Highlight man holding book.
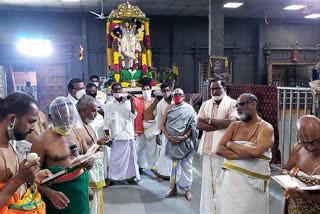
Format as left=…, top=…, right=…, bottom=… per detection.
left=76, top=95, right=110, bottom=214
left=31, top=97, right=93, bottom=214
left=282, top=115, right=320, bottom=213
left=216, top=93, right=274, bottom=214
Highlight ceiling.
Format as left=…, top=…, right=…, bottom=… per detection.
left=0, top=0, right=319, bottom=19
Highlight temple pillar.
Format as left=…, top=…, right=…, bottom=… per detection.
left=209, top=0, right=224, bottom=56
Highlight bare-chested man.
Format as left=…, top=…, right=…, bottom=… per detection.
left=283, top=115, right=320, bottom=213
left=135, top=79, right=159, bottom=172
left=0, top=92, right=51, bottom=213
left=216, top=93, right=274, bottom=214
left=76, top=95, right=109, bottom=214
left=31, top=97, right=92, bottom=214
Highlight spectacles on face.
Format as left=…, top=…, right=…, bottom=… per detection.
left=173, top=93, right=184, bottom=97
left=210, top=87, right=223, bottom=91
left=298, top=138, right=320, bottom=148
left=234, top=101, right=253, bottom=109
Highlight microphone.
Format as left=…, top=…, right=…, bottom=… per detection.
left=69, top=144, right=80, bottom=157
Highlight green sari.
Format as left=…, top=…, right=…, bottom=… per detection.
left=42, top=166, right=89, bottom=214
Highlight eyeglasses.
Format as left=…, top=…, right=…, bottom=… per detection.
left=234, top=101, right=253, bottom=109
left=210, top=87, right=223, bottom=91
left=298, top=139, right=320, bottom=147
left=173, top=93, right=184, bottom=97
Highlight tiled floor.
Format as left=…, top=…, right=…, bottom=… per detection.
left=104, top=153, right=284, bottom=214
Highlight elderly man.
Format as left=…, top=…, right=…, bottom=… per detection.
left=154, top=82, right=173, bottom=182
left=161, top=88, right=197, bottom=201
left=31, top=97, right=92, bottom=214
left=282, top=115, right=320, bottom=213
left=67, top=78, right=86, bottom=104
left=104, top=83, right=140, bottom=184
left=216, top=93, right=274, bottom=214
left=197, top=78, right=238, bottom=214
left=0, top=92, right=51, bottom=213
left=76, top=95, right=110, bottom=214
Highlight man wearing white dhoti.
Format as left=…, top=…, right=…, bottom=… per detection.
left=104, top=83, right=140, bottom=183
left=154, top=83, right=173, bottom=181
left=162, top=88, right=197, bottom=201
left=77, top=95, right=111, bottom=214
left=216, top=93, right=274, bottom=214
left=197, top=78, right=238, bottom=214
left=135, top=80, right=159, bottom=171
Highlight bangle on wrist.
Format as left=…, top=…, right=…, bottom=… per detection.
left=184, top=135, right=188, bottom=140
left=208, top=119, right=211, bottom=125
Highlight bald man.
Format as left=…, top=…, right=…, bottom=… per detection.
left=161, top=88, right=197, bottom=201
left=216, top=93, right=274, bottom=214
left=283, top=115, right=320, bottom=213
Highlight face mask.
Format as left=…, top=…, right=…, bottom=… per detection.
left=142, top=90, right=152, bottom=101
left=76, top=89, right=86, bottom=100
left=87, top=92, right=97, bottom=98
left=52, top=125, right=72, bottom=136
left=212, top=91, right=225, bottom=101
left=173, top=96, right=184, bottom=105
left=93, top=82, right=99, bottom=87
left=113, top=93, right=122, bottom=99
left=162, top=91, right=171, bottom=99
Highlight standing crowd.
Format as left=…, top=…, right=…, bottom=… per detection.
left=0, top=75, right=319, bottom=214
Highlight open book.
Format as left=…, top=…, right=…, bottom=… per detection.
left=68, top=144, right=101, bottom=168
left=40, top=144, right=101, bottom=185
left=272, top=175, right=320, bottom=191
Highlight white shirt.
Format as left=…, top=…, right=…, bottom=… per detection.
left=154, top=98, right=173, bottom=135
left=67, top=93, right=78, bottom=105
left=103, top=97, right=136, bottom=140
left=89, top=113, right=105, bottom=140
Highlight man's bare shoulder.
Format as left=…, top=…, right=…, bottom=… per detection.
left=261, top=120, right=274, bottom=133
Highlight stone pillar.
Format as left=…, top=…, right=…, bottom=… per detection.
left=209, top=0, right=224, bottom=56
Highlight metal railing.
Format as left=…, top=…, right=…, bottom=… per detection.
left=277, top=87, right=319, bottom=168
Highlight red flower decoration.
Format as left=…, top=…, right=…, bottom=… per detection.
left=113, top=64, right=120, bottom=72
left=142, top=65, right=148, bottom=74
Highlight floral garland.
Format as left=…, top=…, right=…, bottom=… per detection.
left=106, top=19, right=152, bottom=82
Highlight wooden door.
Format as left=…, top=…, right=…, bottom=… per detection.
left=36, top=64, right=67, bottom=113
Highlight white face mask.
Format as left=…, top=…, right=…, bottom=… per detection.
left=76, top=89, right=86, bottom=100
left=212, top=91, right=225, bottom=101
left=113, top=93, right=122, bottom=99
left=85, top=118, right=94, bottom=124
left=92, top=82, right=99, bottom=87
left=142, top=90, right=152, bottom=101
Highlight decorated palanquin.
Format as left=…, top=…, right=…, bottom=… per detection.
left=106, top=2, right=153, bottom=87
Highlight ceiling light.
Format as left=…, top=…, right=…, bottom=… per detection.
left=283, top=5, right=306, bottom=10
left=224, top=2, right=244, bottom=8
left=304, top=13, right=320, bottom=19
left=60, top=0, right=80, bottom=2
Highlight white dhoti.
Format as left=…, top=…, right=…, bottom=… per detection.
left=216, top=141, right=271, bottom=214
left=89, top=152, right=105, bottom=214
left=169, top=153, right=193, bottom=190
left=156, top=134, right=171, bottom=177
left=136, top=120, right=159, bottom=169
left=103, top=145, right=111, bottom=179
left=200, top=154, right=222, bottom=214
left=216, top=170, right=269, bottom=214
left=108, top=139, right=140, bottom=181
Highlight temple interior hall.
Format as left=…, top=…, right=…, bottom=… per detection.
left=0, top=0, right=319, bottom=214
